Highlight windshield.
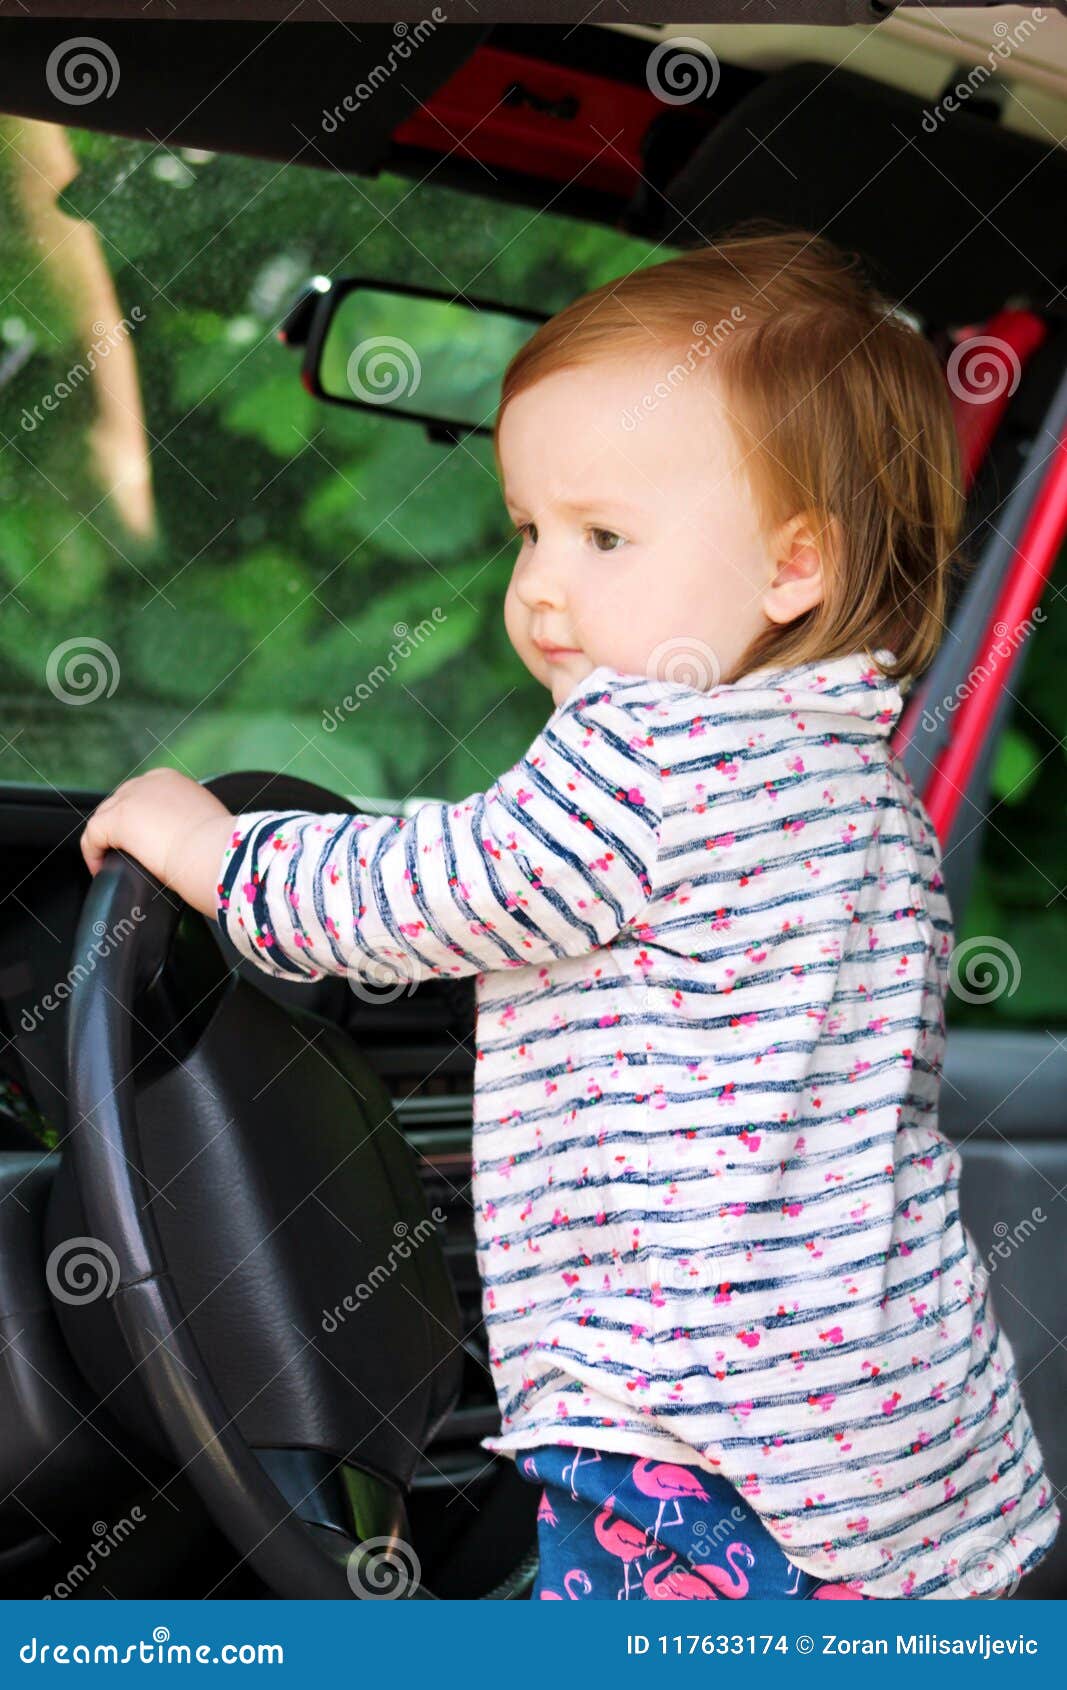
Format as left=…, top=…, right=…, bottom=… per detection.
left=0, top=122, right=664, bottom=804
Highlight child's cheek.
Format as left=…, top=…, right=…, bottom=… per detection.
left=503, top=586, right=542, bottom=684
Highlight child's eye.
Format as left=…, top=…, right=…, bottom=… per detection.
left=514, top=521, right=537, bottom=546
left=589, top=527, right=625, bottom=553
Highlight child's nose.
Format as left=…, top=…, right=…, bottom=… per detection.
left=515, top=546, right=566, bottom=611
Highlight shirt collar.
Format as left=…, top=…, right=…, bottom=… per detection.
left=715, top=646, right=905, bottom=739
left=570, top=648, right=906, bottom=740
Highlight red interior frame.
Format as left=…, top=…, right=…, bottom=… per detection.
left=892, top=309, right=1067, bottom=846
left=922, top=417, right=1067, bottom=844
left=392, top=45, right=664, bottom=200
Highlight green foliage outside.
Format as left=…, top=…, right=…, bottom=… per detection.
left=0, top=128, right=660, bottom=807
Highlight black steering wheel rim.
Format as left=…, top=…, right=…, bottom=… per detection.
left=60, top=771, right=537, bottom=1600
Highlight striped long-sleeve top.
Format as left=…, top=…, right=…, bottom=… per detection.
left=216, top=647, right=1058, bottom=1598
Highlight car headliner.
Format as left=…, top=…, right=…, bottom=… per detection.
left=2, top=13, right=1066, bottom=326
left=7, top=1, right=1060, bottom=25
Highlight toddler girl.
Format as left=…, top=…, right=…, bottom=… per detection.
left=81, top=228, right=1058, bottom=1600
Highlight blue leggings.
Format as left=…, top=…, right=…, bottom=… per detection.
left=516, top=1444, right=869, bottom=1601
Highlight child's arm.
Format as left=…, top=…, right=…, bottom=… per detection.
left=217, top=676, right=663, bottom=986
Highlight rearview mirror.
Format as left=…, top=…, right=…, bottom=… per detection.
left=280, top=276, right=547, bottom=442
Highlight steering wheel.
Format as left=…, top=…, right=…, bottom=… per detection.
left=45, top=772, right=538, bottom=1600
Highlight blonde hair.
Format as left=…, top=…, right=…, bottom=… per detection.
left=493, top=223, right=966, bottom=689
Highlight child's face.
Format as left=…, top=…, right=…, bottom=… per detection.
left=499, top=355, right=819, bottom=705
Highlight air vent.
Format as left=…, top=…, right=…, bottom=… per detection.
left=344, top=976, right=475, bottom=1124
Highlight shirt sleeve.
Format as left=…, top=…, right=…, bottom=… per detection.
left=215, top=672, right=663, bottom=985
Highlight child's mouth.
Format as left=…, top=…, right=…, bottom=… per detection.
left=535, top=640, right=582, bottom=662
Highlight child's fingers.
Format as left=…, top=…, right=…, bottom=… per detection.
left=79, top=815, right=110, bottom=877
left=79, top=790, right=124, bottom=877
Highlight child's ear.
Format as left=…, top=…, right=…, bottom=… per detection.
left=761, top=509, right=834, bottom=627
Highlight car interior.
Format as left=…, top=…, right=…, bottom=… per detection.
left=0, top=3, right=1066, bottom=1599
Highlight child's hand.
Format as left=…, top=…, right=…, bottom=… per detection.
left=80, top=768, right=234, bottom=922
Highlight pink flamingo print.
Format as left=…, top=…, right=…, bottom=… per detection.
left=540, top=1568, right=593, bottom=1599
left=561, top=1446, right=602, bottom=1499
left=536, top=1489, right=558, bottom=1528
left=632, top=1459, right=710, bottom=1539
left=593, top=1501, right=648, bottom=1599
left=641, top=1550, right=719, bottom=1600
left=691, top=1542, right=756, bottom=1598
